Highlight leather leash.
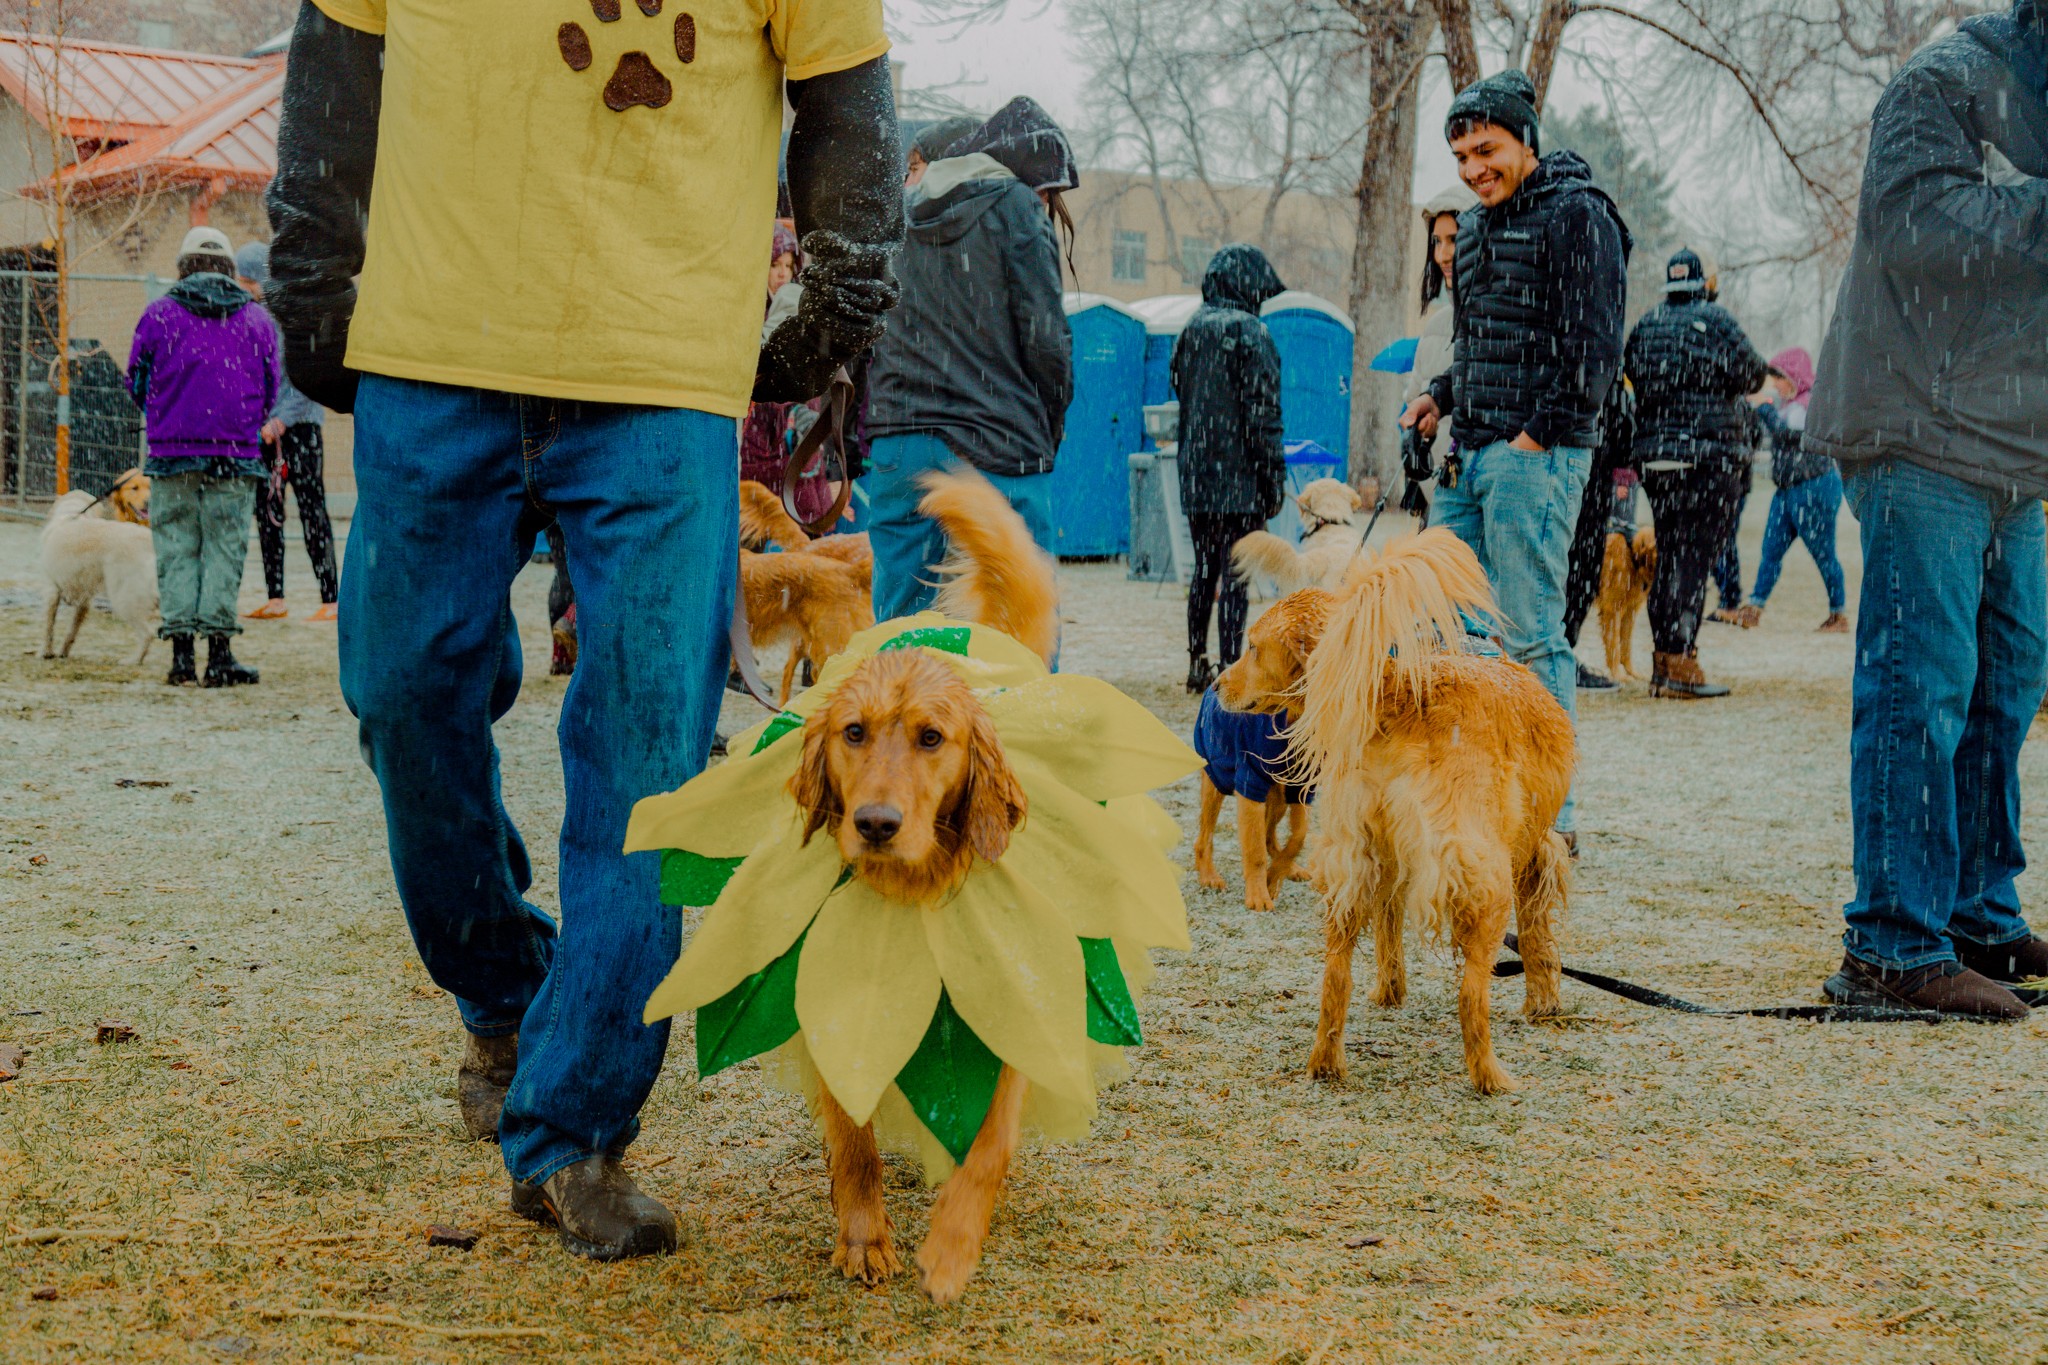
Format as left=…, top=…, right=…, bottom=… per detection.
left=727, top=369, right=859, bottom=714
left=1493, top=933, right=1944, bottom=1024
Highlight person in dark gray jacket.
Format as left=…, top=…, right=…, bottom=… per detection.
left=1809, top=0, right=2048, bottom=1019
left=864, top=96, right=1076, bottom=626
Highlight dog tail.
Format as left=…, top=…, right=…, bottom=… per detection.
left=1230, top=530, right=1308, bottom=593
left=1290, top=527, right=1498, bottom=786
left=917, top=467, right=1060, bottom=665
left=738, top=479, right=811, bottom=550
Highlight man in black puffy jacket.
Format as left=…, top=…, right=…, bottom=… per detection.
left=266, top=0, right=903, bottom=1257
left=1399, top=68, right=1629, bottom=844
left=1171, top=244, right=1287, bottom=691
left=1623, top=248, right=1767, bottom=699
left=1809, top=0, right=2048, bottom=1019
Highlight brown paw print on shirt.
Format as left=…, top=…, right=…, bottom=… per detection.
left=558, top=0, right=696, bottom=111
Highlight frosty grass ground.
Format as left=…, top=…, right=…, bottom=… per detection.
left=2, top=493, right=2045, bottom=1364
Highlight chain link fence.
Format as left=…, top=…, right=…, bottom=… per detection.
left=0, top=269, right=161, bottom=506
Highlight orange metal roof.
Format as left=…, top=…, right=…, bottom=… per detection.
left=48, top=56, right=283, bottom=203
left=0, top=32, right=260, bottom=144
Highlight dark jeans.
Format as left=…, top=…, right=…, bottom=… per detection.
left=1842, top=461, right=2045, bottom=970
left=1563, top=457, right=1630, bottom=649
left=1641, top=460, right=1746, bottom=657
left=1710, top=486, right=1750, bottom=610
left=339, top=375, right=736, bottom=1185
left=1187, top=512, right=1265, bottom=663
left=255, top=422, right=338, bottom=603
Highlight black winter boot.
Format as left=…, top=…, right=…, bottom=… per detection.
left=164, top=635, right=196, bottom=686
left=1186, top=654, right=1214, bottom=695
left=202, top=634, right=259, bottom=687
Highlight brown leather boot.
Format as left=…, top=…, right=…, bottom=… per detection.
left=1953, top=934, right=2048, bottom=984
left=1823, top=954, right=2028, bottom=1020
left=458, top=1032, right=518, bottom=1141
left=511, top=1156, right=679, bottom=1260
left=1649, top=650, right=1730, bottom=699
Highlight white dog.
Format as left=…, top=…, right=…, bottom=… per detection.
left=1229, top=477, right=1365, bottom=594
left=41, top=490, right=159, bottom=665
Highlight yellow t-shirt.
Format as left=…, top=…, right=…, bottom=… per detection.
left=309, top=0, right=888, bottom=414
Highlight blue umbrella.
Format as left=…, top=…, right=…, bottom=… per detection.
left=1369, top=336, right=1418, bottom=374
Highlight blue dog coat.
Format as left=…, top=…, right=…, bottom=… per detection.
left=1193, top=687, right=1312, bottom=805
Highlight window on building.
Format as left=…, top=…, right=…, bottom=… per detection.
left=1111, top=230, right=1147, bottom=283
left=1179, top=237, right=1214, bottom=282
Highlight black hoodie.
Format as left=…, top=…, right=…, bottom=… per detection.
left=1426, top=150, right=1631, bottom=452
left=1807, top=0, right=2048, bottom=497
left=1170, top=245, right=1287, bottom=519
left=865, top=159, right=1073, bottom=476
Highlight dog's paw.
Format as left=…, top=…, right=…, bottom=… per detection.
left=1244, top=883, right=1275, bottom=912
left=833, top=1231, right=901, bottom=1286
left=1306, top=1043, right=1346, bottom=1082
left=1368, top=983, right=1406, bottom=1010
left=1469, top=1057, right=1519, bottom=1095
left=916, top=1237, right=979, bottom=1306
left=1196, top=865, right=1225, bottom=891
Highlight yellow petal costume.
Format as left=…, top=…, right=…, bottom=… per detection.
left=628, top=613, right=1201, bottom=1180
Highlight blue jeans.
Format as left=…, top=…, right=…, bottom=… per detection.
left=1750, top=468, right=1847, bottom=611
left=866, top=431, right=1057, bottom=622
left=1842, top=460, right=2046, bottom=969
left=1430, top=440, right=1591, bottom=832
left=339, top=375, right=736, bottom=1184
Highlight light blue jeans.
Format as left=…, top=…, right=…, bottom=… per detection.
left=1430, top=439, right=1591, bottom=832
left=340, top=375, right=736, bottom=1185
left=1842, top=460, right=2046, bottom=969
left=1751, top=467, right=1847, bottom=612
left=866, top=431, right=1058, bottom=633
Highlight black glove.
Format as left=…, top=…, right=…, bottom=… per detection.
left=753, top=230, right=898, bottom=403
left=267, top=286, right=359, bottom=414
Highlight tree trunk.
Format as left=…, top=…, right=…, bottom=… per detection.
left=1345, top=8, right=1436, bottom=492
left=1432, top=0, right=1480, bottom=91
left=1525, top=0, right=1577, bottom=111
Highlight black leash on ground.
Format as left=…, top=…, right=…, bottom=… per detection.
left=1492, top=933, right=1946, bottom=1024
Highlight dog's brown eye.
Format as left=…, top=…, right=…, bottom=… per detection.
left=919, top=728, right=943, bottom=749
left=843, top=723, right=865, bottom=745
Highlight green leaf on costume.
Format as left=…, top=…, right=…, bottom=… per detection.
left=1081, top=937, right=1142, bottom=1046
left=893, top=988, right=1003, bottom=1165
left=660, top=849, right=746, bottom=907
left=695, top=929, right=804, bottom=1078
left=750, top=711, right=804, bottom=755
left=879, top=625, right=972, bottom=657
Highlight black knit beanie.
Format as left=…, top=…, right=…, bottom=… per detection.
left=1445, top=69, right=1541, bottom=155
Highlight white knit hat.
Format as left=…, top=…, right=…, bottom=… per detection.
left=178, top=225, right=234, bottom=265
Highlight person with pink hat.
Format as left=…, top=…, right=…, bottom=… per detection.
left=1734, top=346, right=1846, bottom=632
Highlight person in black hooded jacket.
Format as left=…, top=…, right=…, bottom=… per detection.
left=1170, top=243, right=1286, bottom=690
left=865, top=96, right=1077, bottom=629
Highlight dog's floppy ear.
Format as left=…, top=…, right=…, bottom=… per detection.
left=789, top=712, right=844, bottom=846
left=957, top=705, right=1027, bottom=865
left=1280, top=591, right=1333, bottom=667
left=1346, top=484, right=1363, bottom=511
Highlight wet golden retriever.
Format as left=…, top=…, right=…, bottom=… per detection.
left=1216, top=530, right=1573, bottom=1094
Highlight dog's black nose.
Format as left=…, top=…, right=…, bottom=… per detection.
left=853, top=804, right=902, bottom=845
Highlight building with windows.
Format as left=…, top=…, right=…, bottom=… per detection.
left=1061, top=168, right=1356, bottom=307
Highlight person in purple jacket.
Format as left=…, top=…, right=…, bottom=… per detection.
left=127, top=227, right=281, bottom=687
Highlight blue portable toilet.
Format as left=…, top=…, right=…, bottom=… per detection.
left=1262, top=290, right=1355, bottom=468
left=1048, top=293, right=1146, bottom=557
left=1128, top=294, right=1203, bottom=420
